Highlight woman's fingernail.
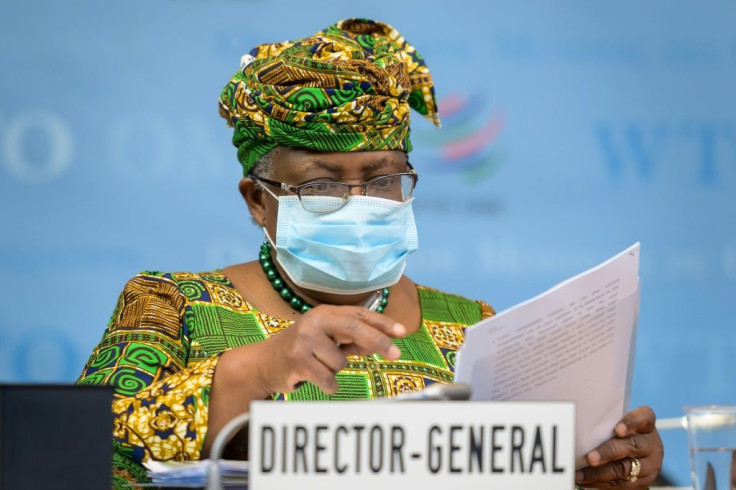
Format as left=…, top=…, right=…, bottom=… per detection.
left=388, top=345, right=401, bottom=359
left=393, top=323, right=406, bottom=336
left=588, top=450, right=600, bottom=465
left=615, top=422, right=627, bottom=435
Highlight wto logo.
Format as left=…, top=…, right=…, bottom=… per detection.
left=595, top=121, right=736, bottom=184
left=417, top=93, right=506, bottom=183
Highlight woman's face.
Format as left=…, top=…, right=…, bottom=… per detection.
left=242, top=148, right=410, bottom=242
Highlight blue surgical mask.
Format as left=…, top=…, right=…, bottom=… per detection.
left=264, top=195, right=419, bottom=295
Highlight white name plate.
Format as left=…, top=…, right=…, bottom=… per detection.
left=249, top=401, right=575, bottom=490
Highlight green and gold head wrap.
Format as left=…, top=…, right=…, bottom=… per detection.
left=218, top=18, right=440, bottom=175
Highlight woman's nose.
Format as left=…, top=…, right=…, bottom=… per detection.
left=349, top=185, right=366, bottom=196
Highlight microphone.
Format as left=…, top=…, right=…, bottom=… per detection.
left=393, top=382, right=472, bottom=401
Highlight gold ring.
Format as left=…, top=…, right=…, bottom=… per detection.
left=627, top=457, right=641, bottom=482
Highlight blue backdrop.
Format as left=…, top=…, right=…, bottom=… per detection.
left=2, top=0, right=735, bottom=483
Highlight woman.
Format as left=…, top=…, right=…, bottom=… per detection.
left=78, top=18, right=663, bottom=488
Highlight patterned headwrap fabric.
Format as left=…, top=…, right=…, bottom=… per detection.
left=218, top=18, right=440, bottom=175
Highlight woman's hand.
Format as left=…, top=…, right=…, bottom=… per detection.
left=253, top=304, right=405, bottom=395
left=204, top=305, right=406, bottom=456
left=575, top=406, right=664, bottom=488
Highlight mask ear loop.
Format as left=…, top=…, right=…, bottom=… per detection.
left=263, top=227, right=276, bottom=248
left=255, top=176, right=283, bottom=246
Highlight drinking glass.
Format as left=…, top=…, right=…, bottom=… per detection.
left=685, top=406, right=736, bottom=490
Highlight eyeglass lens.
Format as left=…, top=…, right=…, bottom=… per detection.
left=298, top=174, right=415, bottom=213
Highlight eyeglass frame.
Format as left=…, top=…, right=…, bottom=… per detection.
left=247, top=162, right=418, bottom=213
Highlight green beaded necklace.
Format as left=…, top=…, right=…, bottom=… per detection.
left=259, top=241, right=389, bottom=314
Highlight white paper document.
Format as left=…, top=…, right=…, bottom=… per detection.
left=455, top=243, right=640, bottom=466
left=142, top=459, right=248, bottom=488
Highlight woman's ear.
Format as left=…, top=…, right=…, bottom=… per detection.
left=239, top=177, right=267, bottom=227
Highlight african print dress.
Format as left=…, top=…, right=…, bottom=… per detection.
left=77, top=271, right=494, bottom=489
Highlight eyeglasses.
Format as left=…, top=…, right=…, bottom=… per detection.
left=248, top=163, right=418, bottom=213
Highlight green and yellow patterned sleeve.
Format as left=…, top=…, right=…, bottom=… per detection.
left=477, top=299, right=495, bottom=320
left=77, top=273, right=219, bottom=486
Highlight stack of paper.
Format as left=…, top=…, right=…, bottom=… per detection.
left=142, top=460, right=249, bottom=488
left=455, top=243, right=641, bottom=467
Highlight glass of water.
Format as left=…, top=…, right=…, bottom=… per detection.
left=685, top=406, right=736, bottom=490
